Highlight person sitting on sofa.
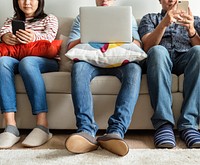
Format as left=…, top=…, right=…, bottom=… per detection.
left=65, top=0, right=142, bottom=157
left=0, top=0, right=59, bottom=148
left=139, top=0, right=200, bottom=148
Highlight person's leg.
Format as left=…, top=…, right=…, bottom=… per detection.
left=174, top=46, right=200, bottom=148
left=18, top=57, right=59, bottom=147
left=97, top=62, right=142, bottom=156
left=66, top=62, right=100, bottom=153
left=147, top=45, right=175, bottom=148
left=0, top=57, right=20, bottom=148
left=106, top=63, right=141, bottom=137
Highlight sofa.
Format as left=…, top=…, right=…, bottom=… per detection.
left=0, top=17, right=183, bottom=130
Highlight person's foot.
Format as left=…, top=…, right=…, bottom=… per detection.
left=22, top=128, right=52, bottom=147
left=0, top=132, right=20, bottom=149
left=97, top=133, right=129, bottom=156
left=154, top=124, right=176, bottom=148
left=65, top=132, right=99, bottom=154
left=180, top=128, right=200, bottom=148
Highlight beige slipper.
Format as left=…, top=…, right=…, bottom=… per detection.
left=65, top=132, right=99, bottom=154
left=97, top=133, right=129, bottom=156
left=22, top=128, right=52, bottom=147
left=0, top=132, right=20, bottom=149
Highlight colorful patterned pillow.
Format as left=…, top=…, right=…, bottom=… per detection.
left=65, top=42, right=147, bottom=68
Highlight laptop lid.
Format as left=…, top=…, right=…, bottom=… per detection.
left=80, top=6, right=132, bottom=43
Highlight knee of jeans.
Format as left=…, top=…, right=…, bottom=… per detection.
left=18, top=57, right=35, bottom=72
left=72, top=62, right=92, bottom=77
left=124, top=63, right=141, bottom=76
left=147, top=45, right=170, bottom=66
left=0, top=56, right=18, bottom=74
left=0, top=57, right=16, bottom=70
left=190, top=46, right=200, bottom=63
left=119, top=63, right=141, bottom=85
left=148, top=45, right=169, bottom=59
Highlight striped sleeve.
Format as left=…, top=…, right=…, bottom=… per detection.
left=33, top=14, right=58, bottom=42
left=0, top=17, right=13, bottom=39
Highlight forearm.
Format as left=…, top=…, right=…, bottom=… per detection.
left=133, top=39, right=141, bottom=47
left=33, top=15, right=58, bottom=42
left=34, top=31, right=57, bottom=42
left=67, top=39, right=81, bottom=50
left=0, top=18, right=12, bottom=39
left=142, top=22, right=167, bottom=52
left=188, top=28, right=200, bottom=46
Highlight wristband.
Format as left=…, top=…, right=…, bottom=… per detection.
left=189, top=31, right=197, bottom=38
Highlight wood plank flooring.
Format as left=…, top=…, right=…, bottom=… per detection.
left=9, top=129, right=187, bottom=150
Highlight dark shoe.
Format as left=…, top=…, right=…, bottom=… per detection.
left=154, top=124, right=176, bottom=148
left=180, top=128, right=200, bottom=148
left=97, top=133, right=129, bottom=156
left=65, top=132, right=98, bottom=154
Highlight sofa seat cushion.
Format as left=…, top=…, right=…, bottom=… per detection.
left=15, top=72, right=179, bottom=94
left=91, top=74, right=178, bottom=94
left=15, top=72, right=71, bottom=94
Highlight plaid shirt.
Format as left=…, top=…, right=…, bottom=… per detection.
left=139, top=10, right=200, bottom=56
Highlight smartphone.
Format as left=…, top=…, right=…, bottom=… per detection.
left=177, top=0, right=189, bottom=13
left=176, top=0, right=189, bottom=24
left=12, top=20, right=25, bottom=35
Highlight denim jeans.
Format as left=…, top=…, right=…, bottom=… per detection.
left=0, top=56, right=59, bottom=115
left=147, top=45, right=200, bottom=131
left=71, top=62, right=142, bottom=138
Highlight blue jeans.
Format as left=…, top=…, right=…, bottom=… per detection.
left=0, top=56, right=59, bottom=115
left=147, top=45, right=200, bottom=131
left=71, top=62, right=142, bottom=138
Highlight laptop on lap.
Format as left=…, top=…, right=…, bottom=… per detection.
left=80, top=6, right=132, bottom=43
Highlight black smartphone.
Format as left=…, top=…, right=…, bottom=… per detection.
left=12, top=20, right=25, bottom=35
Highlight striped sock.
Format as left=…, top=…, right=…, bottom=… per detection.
left=180, top=128, right=200, bottom=148
left=154, top=124, right=176, bottom=148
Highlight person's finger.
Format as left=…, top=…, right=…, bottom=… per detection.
left=188, top=7, right=192, bottom=16
left=169, top=1, right=178, bottom=11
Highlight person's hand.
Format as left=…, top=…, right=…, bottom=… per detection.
left=162, top=2, right=179, bottom=27
left=16, top=29, right=35, bottom=44
left=176, top=8, right=195, bottom=36
left=1, top=32, right=19, bottom=45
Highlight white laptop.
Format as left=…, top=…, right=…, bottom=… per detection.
left=80, top=6, right=132, bottom=43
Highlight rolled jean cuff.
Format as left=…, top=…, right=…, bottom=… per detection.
left=1, top=108, right=17, bottom=114
left=32, top=109, right=48, bottom=115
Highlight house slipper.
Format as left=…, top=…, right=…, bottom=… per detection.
left=65, top=132, right=99, bottom=154
left=154, top=124, right=176, bottom=148
left=22, top=128, right=52, bottom=147
left=180, top=128, right=200, bottom=148
left=97, top=133, right=129, bottom=156
left=0, top=132, right=20, bottom=149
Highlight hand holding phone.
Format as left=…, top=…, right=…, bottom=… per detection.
left=12, top=20, right=25, bottom=35
left=176, top=0, right=189, bottom=24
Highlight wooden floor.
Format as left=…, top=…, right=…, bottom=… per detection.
left=9, top=129, right=187, bottom=150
